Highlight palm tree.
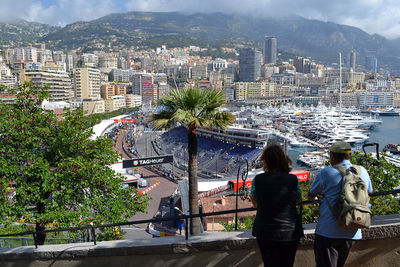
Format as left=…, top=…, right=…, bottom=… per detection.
left=150, top=87, right=235, bottom=234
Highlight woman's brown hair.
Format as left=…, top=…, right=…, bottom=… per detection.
left=260, top=144, right=292, bottom=173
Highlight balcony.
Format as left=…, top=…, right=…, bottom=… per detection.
left=0, top=214, right=399, bottom=266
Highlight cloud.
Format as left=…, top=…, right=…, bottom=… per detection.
left=0, top=0, right=118, bottom=26
left=125, top=0, right=400, bottom=39
left=1, top=0, right=400, bottom=39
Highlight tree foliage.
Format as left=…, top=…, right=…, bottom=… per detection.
left=0, top=83, right=148, bottom=244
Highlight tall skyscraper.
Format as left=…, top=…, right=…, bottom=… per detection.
left=239, top=48, right=262, bottom=82
left=346, top=51, right=356, bottom=70
left=365, top=55, right=378, bottom=73
left=350, top=50, right=356, bottom=70
left=263, top=37, right=277, bottom=64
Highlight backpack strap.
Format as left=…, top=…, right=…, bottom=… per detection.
left=350, top=165, right=361, bottom=176
left=323, top=164, right=347, bottom=220
left=333, top=164, right=347, bottom=177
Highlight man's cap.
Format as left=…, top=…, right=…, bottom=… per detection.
left=330, top=141, right=352, bottom=154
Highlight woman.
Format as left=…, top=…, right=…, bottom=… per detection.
left=250, top=144, right=303, bottom=267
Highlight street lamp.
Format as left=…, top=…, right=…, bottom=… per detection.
left=212, top=203, right=216, bottom=232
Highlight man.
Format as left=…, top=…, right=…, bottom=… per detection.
left=308, top=141, right=373, bottom=267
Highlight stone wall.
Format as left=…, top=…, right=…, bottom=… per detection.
left=1, top=214, right=399, bottom=267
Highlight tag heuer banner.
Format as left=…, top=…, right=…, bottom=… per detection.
left=123, top=155, right=173, bottom=168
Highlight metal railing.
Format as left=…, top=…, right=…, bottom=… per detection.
left=0, top=188, right=399, bottom=249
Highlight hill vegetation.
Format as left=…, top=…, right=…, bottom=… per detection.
left=1, top=12, right=400, bottom=69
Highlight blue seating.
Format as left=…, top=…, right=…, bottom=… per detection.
left=158, top=127, right=262, bottom=177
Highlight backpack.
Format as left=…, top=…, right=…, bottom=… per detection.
left=325, top=164, right=371, bottom=229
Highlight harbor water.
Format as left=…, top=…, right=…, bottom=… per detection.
left=367, top=116, right=400, bottom=150
left=289, top=116, right=400, bottom=169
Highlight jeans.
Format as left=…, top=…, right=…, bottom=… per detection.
left=314, top=234, right=355, bottom=267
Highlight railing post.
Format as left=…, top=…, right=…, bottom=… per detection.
left=33, top=233, right=38, bottom=249
left=235, top=159, right=249, bottom=231
left=91, top=226, right=96, bottom=245
left=185, top=217, right=189, bottom=240
left=235, top=166, right=240, bottom=230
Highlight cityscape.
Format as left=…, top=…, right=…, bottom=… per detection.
left=1, top=2, right=400, bottom=266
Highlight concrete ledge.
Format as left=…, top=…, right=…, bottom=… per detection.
left=1, top=214, right=400, bottom=267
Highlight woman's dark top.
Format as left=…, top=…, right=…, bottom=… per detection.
left=252, top=171, right=303, bottom=241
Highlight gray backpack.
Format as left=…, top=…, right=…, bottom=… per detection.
left=325, top=164, right=371, bottom=229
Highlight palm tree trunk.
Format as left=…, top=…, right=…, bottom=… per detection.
left=188, top=127, right=201, bottom=234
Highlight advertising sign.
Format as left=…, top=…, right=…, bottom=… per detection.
left=123, top=155, right=173, bottom=168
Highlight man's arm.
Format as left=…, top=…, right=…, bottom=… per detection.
left=308, top=169, right=324, bottom=201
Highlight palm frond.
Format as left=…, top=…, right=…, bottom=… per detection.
left=151, top=86, right=235, bottom=131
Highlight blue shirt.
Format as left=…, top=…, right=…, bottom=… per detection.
left=309, top=160, right=373, bottom=240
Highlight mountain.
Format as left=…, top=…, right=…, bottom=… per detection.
left=2, top=12, right=400, bottom=70
left=0, top=19, right=59, bottom=46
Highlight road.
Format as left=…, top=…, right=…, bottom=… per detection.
left=115, top=129, right=178, bottom=231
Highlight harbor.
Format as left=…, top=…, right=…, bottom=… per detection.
left=231, top=103, right=400, bottom=170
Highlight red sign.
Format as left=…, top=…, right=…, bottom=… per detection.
left=230, top=170, right=310, bottom=192
left=290, top=170, right=310, bottom=182
left=114, top=119, right=137, bottom=124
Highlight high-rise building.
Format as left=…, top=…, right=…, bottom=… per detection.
left=239, top=48, right=262, bottom=82
left=349, top=50, right=356, bottom=70
left=293, top=56, right=312, bottom=73
left=153, top=73, right=170, bottom=99
left=132, top=73, right=154, bottom=104
left=73, top=68, right=101, bottom=99
left=365, top=55, right=378, bottom=73
left=66, top=55, right=74, bottom=72
left=191, top=62, right=208, bottom=80
left=21, top=71, right=72, bottom=102
left=263, top=37, right=277, bottom=64
left=110, top=69, right=135, bottom=83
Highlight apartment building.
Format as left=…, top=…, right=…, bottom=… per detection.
left=125, top=94, right=142, bottom=108
left=73, top=68, right=101, bottom=99
left=105, top=95, right=126, bottom=112
left=234, top=82, right=276, bottom=100
left=21, top=71, right=72, bottom=102
left=82, top=99, right=105, bottom=115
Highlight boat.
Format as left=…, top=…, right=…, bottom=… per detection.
left=370, top=108, right=400, bottom=116
left=383, top=144, right=400, bottom=155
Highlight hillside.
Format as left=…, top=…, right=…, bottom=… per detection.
left=0, top=19, right=59, bottom=46
left=1, top=12, right=400, bottom=70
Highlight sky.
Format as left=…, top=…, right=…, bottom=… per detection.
left=0, top=0, right=399, bottom=39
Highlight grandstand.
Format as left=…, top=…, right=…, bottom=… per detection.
left=156, top=126, right=268, bottom=179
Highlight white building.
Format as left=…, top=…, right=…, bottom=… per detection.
left=105, top=95, right=126, bottom=112
left=358, top=91, right=394, bottom=109
left=125, top=94, right=142, bottom=108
